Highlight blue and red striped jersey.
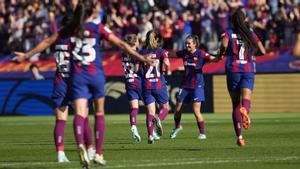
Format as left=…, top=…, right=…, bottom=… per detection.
left=177, top=49, right=211, bottom=89
left=70, top=21, right=111, bottom=75
left=139, top=48, right=168, bottom=90
left=121, top=53, right=141, bottom=89
left=221, top=28, right=261, bottom=73
left=54, top=38, right=71, bottom=76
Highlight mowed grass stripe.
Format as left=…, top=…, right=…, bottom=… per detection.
left=0, top=113, right=299, bottom=169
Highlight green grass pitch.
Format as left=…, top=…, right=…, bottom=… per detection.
left=0, top=112, right=299, bottom=169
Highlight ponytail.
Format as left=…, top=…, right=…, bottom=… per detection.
left=230, top=8, right=259, bottom=51
left=62, top=0, right=95, bottom=38
left=144, top=30, right=163, bottom=49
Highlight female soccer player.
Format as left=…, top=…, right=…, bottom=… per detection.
left=121, top=34, right=142, bottom=142
left=169, top=34, right=220, bottom=140
left=139, top=30, right=171, bottom=144
left=218, top=8, right=265, bottom=147
left=15, top=0, right=154, bottom=167
left=67, top=1, right=154, bottom=166
left=13, top=14, right=95, bottom=163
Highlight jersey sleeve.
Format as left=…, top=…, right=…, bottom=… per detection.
left=200, top=50, right=211, bottom=60
left=161, top=49, right=169, bottom=60
left=221, top=32, right=229, bottom=41
left=252, top=31, right=261, bottom=43
left=98, top=23, right=112, bottom=40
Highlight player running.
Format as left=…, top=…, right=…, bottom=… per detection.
left=121, top=34, right=142, bottom=142
left=139, top=30, right=171, bottom=144
left=218, top=8, right=265, bottom=147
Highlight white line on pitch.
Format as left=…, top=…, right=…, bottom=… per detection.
left=0, top=156, right=299, bottom=168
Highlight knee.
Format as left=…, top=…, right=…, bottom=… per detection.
left=160, top=103, right=169, bottom=110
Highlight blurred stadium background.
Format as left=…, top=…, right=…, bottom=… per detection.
left=0, top=0, right=300, bottom=115
left=0, top=1, right=300, bottom=169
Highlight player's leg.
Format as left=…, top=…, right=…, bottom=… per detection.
left=158, top=103, right=169, bottom=121
left=240, top=88, right=252, bottom=130
left=74, top=98, right=90, bottom=166
left=193, top=102, right=206, bottom=140
left=154, top=103, right=168, bottom=136
left=84, top=105, right=96, bottom=160
left=227, top=73, right=245, bottom=146
left=170, top=88, right=188, bottom=139
left=229, top=91, right=245, bottom=146
left=146, top=102, right=156, bottom=144
left=142, top=89, right=157, bottom=144
left=129, top=99, right=141, bottom=142
left=93, top=97, right=106, bottom=165
left=192, top=86, right=206, bottom=140
left=153, top=86, right=169, bottom=136
left=170, top=102, right=184, bottom=139
left=54, top=106, right=69, bottom=163
left=240, top=72, right=254, bottom=130
left=157, top=85, right=169, bottom=122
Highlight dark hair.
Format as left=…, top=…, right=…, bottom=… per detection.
left=144, top=30, right=163, bottom=49
left=64, top=0, right=95, bottom=38
left=29, top=64, right=38, bottom=70
left=60, top=12, right=73, bottom=27
left=124, top=34, right=138, bottom=46
left=230, top=8, right=259, bottom=51
left=185, top=34, right=200, bottom=49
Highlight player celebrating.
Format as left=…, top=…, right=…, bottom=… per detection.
left=218, top=8, right=265, bottom=147
left=15, top=0, right=154, bottom=167
left=13, top=14, right=96, bottom=163
left=63, top=0, right=154, bottom=167
left=139, top=30, right=171, bottom=144
left=121, top=34, right=142, bottom=142
left=169, top=34, right=220, bottom=140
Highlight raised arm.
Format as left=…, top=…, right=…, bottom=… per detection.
left=256, top=41, right=266, bottom=56
left=163, top=58, right=171, bottom=75
left=218, top=35, right=229, bottom=58
left=13, top=33, right=60, bottom=62
left=208, top=54, right=221, bottom=62
left=108, top=33, right=154, bottom=66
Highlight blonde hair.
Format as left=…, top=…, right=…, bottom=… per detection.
left=144, top=30, right=162, bottom=49
left=124, top=34, right=138, bottom=46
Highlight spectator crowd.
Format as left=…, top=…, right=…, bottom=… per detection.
left=0, top=0, right=300, bottom=58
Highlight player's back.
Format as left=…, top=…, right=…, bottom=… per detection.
left=223, top=28, right=257, bottom=73
left=55, top=38, right=71, bottom=79
left=70, top=20, right=111, bottom=76
left=139, top=48, right=167, bottom=89
left=121, top=53, right=141, bottom=89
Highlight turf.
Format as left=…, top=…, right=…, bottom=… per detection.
left=0, top=112, right=299, bottom=169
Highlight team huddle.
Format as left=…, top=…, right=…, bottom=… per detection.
left=13, top=0, right=266, bottom=168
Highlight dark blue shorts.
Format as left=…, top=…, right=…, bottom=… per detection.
left=126, top=88, right=142, bottom=101
left=226, top=72, right=255, bottom=92
left=177, top=87, right=205, bottom=104
left=72, top=73, right=106, bottom=100
left=52, top=78, right=72, bottom=108
left=142, top=85, right=169, bottom=105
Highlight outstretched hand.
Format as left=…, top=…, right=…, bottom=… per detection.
left=11, top=52, right=28, bottom=63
